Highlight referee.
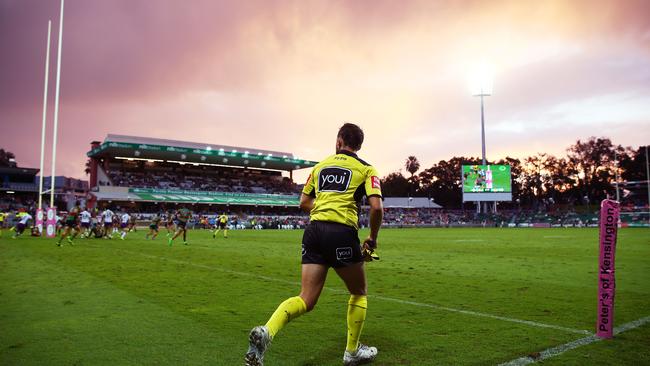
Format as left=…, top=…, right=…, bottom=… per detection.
left=245, top=123, right=384, bottom=366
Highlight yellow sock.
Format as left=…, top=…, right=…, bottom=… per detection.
left=265, top=296, right=307, bottom=338
left=346, top=295, right=367, bottom=352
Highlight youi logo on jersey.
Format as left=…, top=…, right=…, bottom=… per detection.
left=318, top=167, right=352, bottom=192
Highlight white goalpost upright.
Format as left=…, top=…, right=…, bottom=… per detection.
left=50, top=0, right=65, bottom=209
left=36, top=20, right=52, bottom=234
left=38, top=0, right=65, bottom=238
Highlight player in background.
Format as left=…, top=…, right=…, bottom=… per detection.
left=0, top=211, right=5, bottom=237
left=145, top=214, right=161, bottom=240
left=213, top=213, right=229, bottom=238
left=112, top=212, right=119, bottom=236
left=101, top=208, right=114, bottom=239
left=119, top=211, right=131, bottom=240
left=90, top=210, right=99, bottom=237
left=11, top=211, right=32, bottom=239
left=165, top=211, right=176, bottom=237
left=55, top=213, right=63, bottom=235
left=7, top=211, right=17, bottom=233
left=485, top=166, right=493, bottom=190
left=79, top=207, right=92, bottom=238
left=245, top=123, right=384, bottom=366
left=169, top=206, right=191, bottom=246
left=57, top=202, right=81, bottom=246
left=128, top=214, right=137, bottom=232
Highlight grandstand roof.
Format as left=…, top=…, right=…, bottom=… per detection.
left=0, top=166, right=39, bottom=176
left=87, top=134, right=317, bottom=172
left=382, top=197, right=442, bottom=209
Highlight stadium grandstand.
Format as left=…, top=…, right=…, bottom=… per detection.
left=86, top=135, right=318, bottom=210
left=1, top=158, right=88, bottom=209
left=0, top=165, right=39, bottom=212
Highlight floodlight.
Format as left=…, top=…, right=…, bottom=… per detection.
left=469, top=62, right=494, bottom=96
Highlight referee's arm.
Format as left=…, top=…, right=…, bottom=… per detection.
left=364, top=196, right=383, bottom=249
left=300, top=171, right=316, bottom=213
left=299, top=193, right=315, bottom=213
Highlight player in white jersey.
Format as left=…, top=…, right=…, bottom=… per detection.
left=79, top=209, right=92, bottom=238
left=12, top=212, right=32, bottom=238
left=119, top=212, right=131, bottom=240
left=112, top=213, right=119, bottom=235
left=101, top=208, right=114, bottom=239
left=55, top=214, right=63, bottom=235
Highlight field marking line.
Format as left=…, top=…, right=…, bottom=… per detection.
left=498, top=316, right=650, bottom=366
left=112, top=247, right=590, bottom=335
left=370, top=295, right=590, bottom=335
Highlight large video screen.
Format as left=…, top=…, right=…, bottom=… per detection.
left=462, top=165, right=511, bottom=193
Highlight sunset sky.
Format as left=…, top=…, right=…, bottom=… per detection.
left=1, top=0, right=649, bottom=182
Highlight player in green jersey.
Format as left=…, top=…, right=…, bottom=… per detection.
left=169, top=206, right=192, bottom=246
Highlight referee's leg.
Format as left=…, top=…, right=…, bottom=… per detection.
left=299, top=263, right=328, bottom=311
left=264, top=264, right=327, bottom=338
left=245, top=264, right=327, bottom=365
left=335, top=263, right=369, bottom=354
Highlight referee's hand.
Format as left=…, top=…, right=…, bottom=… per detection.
left=363, top=237, right=377, bottom=250
left=362, top=237, right=379, bottom=261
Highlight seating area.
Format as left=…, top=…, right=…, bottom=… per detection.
left=359, top=208, right=610, bottom=227
left=102, top=161, right=300, bottom=195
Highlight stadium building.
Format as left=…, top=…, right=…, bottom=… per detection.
left=0, top=161, right=87, bottom=211
left=0, top=165, right=39, bottom=211
left=86, top=135, right=317, bottom=212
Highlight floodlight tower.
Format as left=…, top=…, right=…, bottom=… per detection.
left=470, top=64, right=493, bottom=213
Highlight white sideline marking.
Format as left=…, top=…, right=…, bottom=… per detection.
left=115, top=248, right=589, bottom=335
left=498, top=316, right=650, bottom=366
left=370, top=295, right=590, bottom=335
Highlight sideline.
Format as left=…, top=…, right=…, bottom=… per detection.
left=498, top=316, right=650, bottom=365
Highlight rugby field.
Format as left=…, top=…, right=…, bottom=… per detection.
left=1, top=228, right=648, bottom=365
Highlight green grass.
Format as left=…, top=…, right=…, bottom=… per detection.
left=1, top=228, right=648, bottom=365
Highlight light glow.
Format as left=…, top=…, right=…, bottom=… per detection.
left=469, top=62, right=494, bottom=96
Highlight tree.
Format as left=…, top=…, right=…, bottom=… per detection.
left=381, top=172, right=411, bottom=197
left=418, top=156, right=481, bottom=208
left=85, top=158, right=92, bottom=175
left=495, top=156, right=523, bottom=203
left=380, top=138, right=643, bottom=208
left=566, top=137, right=621, bottom=203
left=0, top=149, right=16, bottom=167
left=405, top=156, right=420, bottom=178
left=620, top=146, right=649, bottom=182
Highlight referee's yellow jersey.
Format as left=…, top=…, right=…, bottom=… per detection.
left=302, top=150, right=382, bottom=230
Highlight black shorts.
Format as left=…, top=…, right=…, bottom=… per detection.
left=177, top=221, right=187, bottom=229
left=301, top=221, right=363, bottom=268
left=81, top=222, right=90, bottom=228
left=64, top=221, right=76, bottom=228
left=219, top=222, right=227, bottom=229
left=149, top=224, right=158, bottom=230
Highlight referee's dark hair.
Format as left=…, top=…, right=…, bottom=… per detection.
left=337, top=123, right=364, bottom=151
